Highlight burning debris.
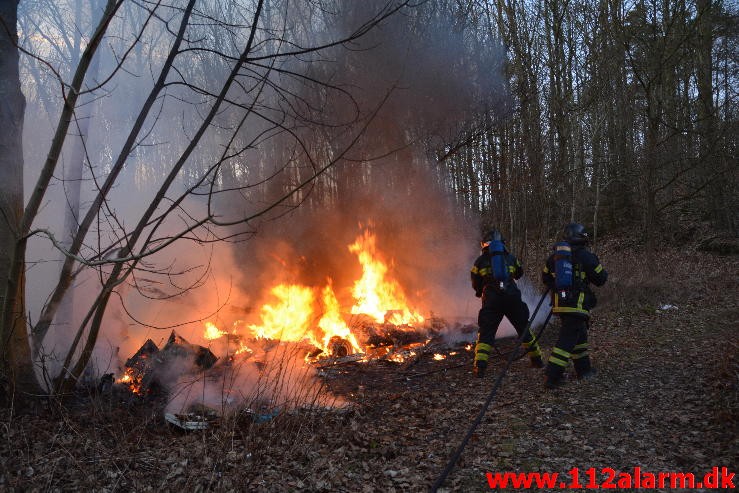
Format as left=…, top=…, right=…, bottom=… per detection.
left=118, top=331, right=217, bottom=395
left=114, top=228, right=475, bottom=414
left=239, top=228, right=430, bottom=358
left=327, top=336, right=353, bottom=358
left=120, top=339, right=159, bottom=393
left=117, top=318, right=461, bottom=396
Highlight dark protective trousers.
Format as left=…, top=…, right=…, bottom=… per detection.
left=474, top=291, right=541, bottom=368
left=545, top=314, right=592, bottom=382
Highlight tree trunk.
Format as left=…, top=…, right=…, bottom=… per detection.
left=0, top=0, right=40, bottom=405
left=696, top=0, right=726, bottom=229
left=49, top=0, right=105, bottom=358
left=56, top=0, right=264, bottom=394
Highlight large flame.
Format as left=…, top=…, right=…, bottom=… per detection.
left=348, top=230, right=424, bottom=325
left=248, top=284, right=317, bottom=346
left=317, top=282, right=362, bottom=353
left=204, top=321, right=227, bottom=340
left=199, top=228, right=424, bottom=358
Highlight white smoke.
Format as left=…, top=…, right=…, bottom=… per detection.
left=19, top=1, right=511, bottom=405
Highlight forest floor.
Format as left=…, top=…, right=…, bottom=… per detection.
left=1, top=245, right=737, bottom=492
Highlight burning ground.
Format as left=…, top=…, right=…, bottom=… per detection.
left=1, top=244, right=736, bottom=491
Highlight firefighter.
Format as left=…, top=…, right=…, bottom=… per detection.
left=470, top=229, right=543, bottom=377
left=541, top=223, right=608, bottom=388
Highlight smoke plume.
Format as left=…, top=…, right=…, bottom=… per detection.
left=20, top=1, right=519, bottom=408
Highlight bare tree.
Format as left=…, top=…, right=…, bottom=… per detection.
left=435, top=0, right=736, bottom=246
left=1, top=0, right=418, bottom=402
left=0, top=0, right=38, bottom=403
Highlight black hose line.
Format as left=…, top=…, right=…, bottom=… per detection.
left=492, top=307, right=553, bottom=361
left=522, top=308, right=554, bottom=358
left=429, top=288, right=551, bottom=492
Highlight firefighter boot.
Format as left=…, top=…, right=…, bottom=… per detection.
left=473, top=361, right=487, bottom=378
left=474, top=341, right=492, bottom=378
left=578, top=368, right=597, bottom=380
left=521, top=338, right=543, bottom=368
left=574, top=355, right=596, bottom=380
left=544, top=363, right=566, bottom=389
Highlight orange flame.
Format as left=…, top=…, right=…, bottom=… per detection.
left=117, top=368, right=143, bottom=394
left=348, top=230, right=424, bottom=325
left=204, top=321, right=227, bottom=340
left=198, top=228, right=425, bottom=360
left=234, top=340, right=253, bottom=355
left=317, top=282, right=362, bottom=353
left=248, top=284, right=317, bottom=346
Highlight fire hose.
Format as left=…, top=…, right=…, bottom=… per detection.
left=507, top=307, right=553, bottom=360
left=429, top=288, right=551, bottom=492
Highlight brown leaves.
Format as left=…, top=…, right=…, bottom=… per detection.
left=1, top=251, right=737, bottom=490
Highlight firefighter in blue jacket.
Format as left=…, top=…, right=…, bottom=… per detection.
left=471, top=229, right=543, bottom=377
left=541, top=223, right=608, bottom=388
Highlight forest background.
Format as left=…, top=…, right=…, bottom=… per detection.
left=0, top=0, right=736, bottom=403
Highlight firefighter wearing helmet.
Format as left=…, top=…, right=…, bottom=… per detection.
left=470, top=229, right=543, bottom=377
left=541, top=223, right=608, bottom=388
